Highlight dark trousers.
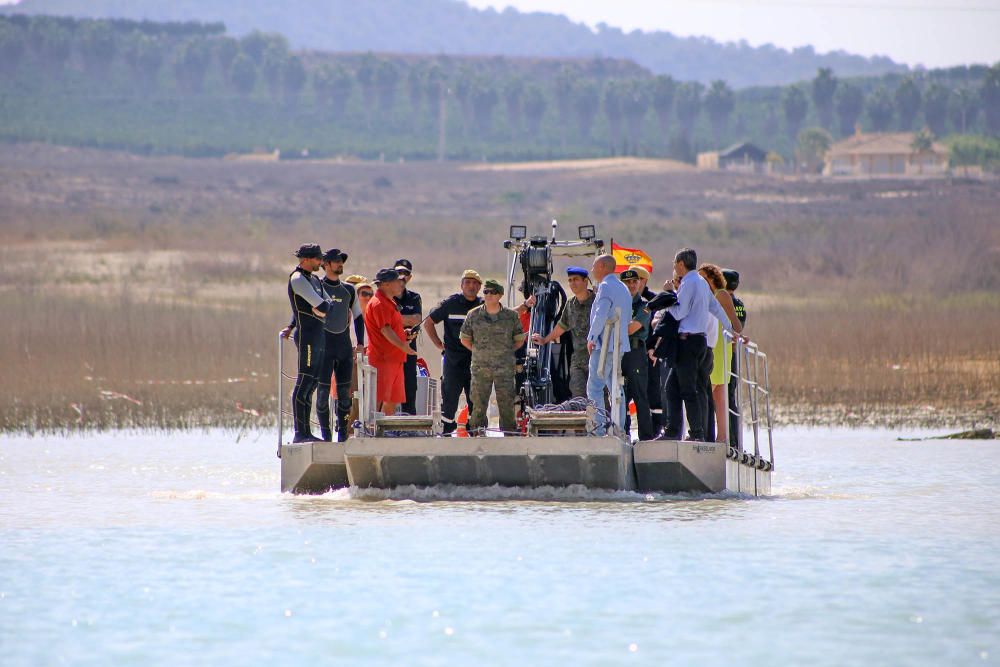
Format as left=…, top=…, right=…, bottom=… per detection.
left=647, top=355, right=665, bottom=433
left=660, top=361, right=682, bottom=439
left=664, top=334, right=708, bottom=441
left=702, top=346, right=715, bottom=442
left=402, top=354, right=418, bottom=415
left=623, top=346, right=654, bottom=441
left=291, top=322, right=326, bottom=438
left=441, top=352, right=472, bottom=434
left=316, top=330, right=353, bottom=441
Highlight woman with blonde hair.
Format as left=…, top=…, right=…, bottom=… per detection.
left=698, top=263, right=742, bottom=443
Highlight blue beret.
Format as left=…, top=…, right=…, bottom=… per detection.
left=566, top=266, right=589, bottom=278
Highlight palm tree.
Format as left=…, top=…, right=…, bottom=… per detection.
left=704, top=79, right=735, bottom=146
left=651, top=74, right=677, bottom=149
left=982, top=63, right=1000, bottom=135
left=867, top=86, right=895, bottom=132
left=812, top=68, right=838, bottom=131
left=922, top=83, right=950, bottom=136
left=503, top=77, right=524, bottom=135
left=523, top=84, right=547, bottom=137
left=674, top=81, right=703, bottom=142
left=782, top=85, right=808, bottom=141
left=573, top=79, right=599, bottom=141
left=894, top=77, right=922, bottom=130
left=603, top=80, right=624, bottom=155
left=835, top=83, right=864, bottom=136
left=621, top=79, right=649, bottom=155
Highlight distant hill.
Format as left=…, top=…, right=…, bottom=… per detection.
left=2, top=0, right=908, bottom=87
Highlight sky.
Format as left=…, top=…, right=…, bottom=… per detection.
left=465, top=0, right=1000, bottom=68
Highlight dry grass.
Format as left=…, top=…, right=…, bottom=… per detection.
left=1, top=144, right=998, bottom=431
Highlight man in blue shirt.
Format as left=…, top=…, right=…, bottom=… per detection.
left=661, top=248, right=736, bottom=441
left=586, top=254, right=633, bottom=435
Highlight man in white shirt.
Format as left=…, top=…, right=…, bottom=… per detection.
left=586, top=255, right=633, bottom=435
left=662, top=248, right=736, bottom=441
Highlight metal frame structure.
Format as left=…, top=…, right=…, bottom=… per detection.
left=727, top=334, right=774, bottom=470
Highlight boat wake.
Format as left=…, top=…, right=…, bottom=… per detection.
left=324, top=484, right=759, bottom=503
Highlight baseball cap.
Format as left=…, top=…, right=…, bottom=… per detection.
left=374, top=268, right=400, bottom=284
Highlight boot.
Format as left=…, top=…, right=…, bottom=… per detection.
left=336, top=414, right=349, bottom=443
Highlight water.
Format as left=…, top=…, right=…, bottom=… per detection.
left=1, top=428, right=998, bottom=666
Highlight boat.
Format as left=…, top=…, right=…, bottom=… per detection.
left=279, top=223, right=774, bottom=497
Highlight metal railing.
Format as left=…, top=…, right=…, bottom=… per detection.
left=595, top=307, right=624, bottom=437
left=727, top=334, right=774, bottom=470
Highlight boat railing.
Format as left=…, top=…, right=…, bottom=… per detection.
left=726, top=333, right=774, bottom=470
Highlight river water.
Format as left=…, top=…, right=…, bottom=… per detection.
left=1, top=427, right=998, bottom=666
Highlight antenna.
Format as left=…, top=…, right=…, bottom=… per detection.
left=551, top=219, right=558, bottom=244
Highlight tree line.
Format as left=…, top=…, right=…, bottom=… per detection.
left=1, top=14, right=998, bottom=164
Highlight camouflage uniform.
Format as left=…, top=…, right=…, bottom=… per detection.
left=460, top=304, right=526, bottom=432
left=557, top=290, right=596, bottom=398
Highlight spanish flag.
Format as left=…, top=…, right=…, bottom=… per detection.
left=611, top=241, right=653, bottom=274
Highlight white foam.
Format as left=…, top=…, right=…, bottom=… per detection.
left=321, top=484, right=755, bottom=503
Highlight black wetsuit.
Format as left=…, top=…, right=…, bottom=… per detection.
left=395, top=287, right=423, bottom=415
left=287, top=267, right=330, bottom=441
left=429, top=293, right=482, bottom=434
left=315, top=277, right=364, bottom=442
left=728, top=294, right=747, bottom=447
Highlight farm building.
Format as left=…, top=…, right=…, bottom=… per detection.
left=824, top=131, right=949, bottom=177
left=697, top=142, right=769, bottom=173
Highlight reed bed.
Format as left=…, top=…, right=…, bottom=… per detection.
left=1, top=284, right=996, bottom=432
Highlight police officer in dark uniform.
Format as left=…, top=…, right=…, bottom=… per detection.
left=723, top=269, right=747, bottom=447
left=393, top=259, right=423, bottom=415
left=424, top=269, right=483, bottom=434
left=281, top=244, right=330, bottom=444
left=620, top=269, right=654, bottom=441
left=313, top=248, right=364, bottom=442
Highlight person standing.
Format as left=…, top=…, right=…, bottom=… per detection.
left=314, top=248, right=363, bottom=442
left=723, top=269, right=747, bottom=447
left=662, top=248, right=735, bottom=442
left=620, top=269, right=654, bottom=441
left=585, top=255, right=633, bottom=435
left=344, top=274, right=373, bottom=434
left=459, top=280, right=527, bottom=434
left=530, top=266, right=594, bottom=398
left=281, top=243, right=330, bottom=443
left=424, top=270, right=483, bottom=434
left=698, top=264, right=743, bottom=443
left=364, top=268, right=417, bottom=416
left=393, top=259, right=422, bottom=415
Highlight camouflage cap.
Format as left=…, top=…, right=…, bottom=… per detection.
left=461, top=269, right=483, bottom=283
left=483, top=279, right=505, bottom=294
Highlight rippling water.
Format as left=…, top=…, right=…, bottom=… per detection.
left=1, top=428, right=998, bottom=665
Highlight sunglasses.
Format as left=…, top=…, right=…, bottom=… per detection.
left=358, top=290, right=373, bottom=298
left=482, top=289, right=500, bottom=295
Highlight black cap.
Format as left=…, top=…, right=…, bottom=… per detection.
left=294, top=243, right=322, bottom=259
left=393, top=258, right=413, bottom=272
left=722, top=269, right=740, bottom=291
left=619, top=269, right=640, bottom=281
left=374, top=268, right=400, bottom=284
left=322, top=248, right=348, bottom=262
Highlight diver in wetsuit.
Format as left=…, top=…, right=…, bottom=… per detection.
left=281, top=244, right=331, bottom=443
left=315, top=248, right=364, bottom=442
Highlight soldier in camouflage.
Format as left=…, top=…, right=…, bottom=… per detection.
left=460, top=279, right=527, bottom=434
left=531, top=266, right=595, bottom=398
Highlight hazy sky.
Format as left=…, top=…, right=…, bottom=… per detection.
left=466, top=0, right=1000, bottom=68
